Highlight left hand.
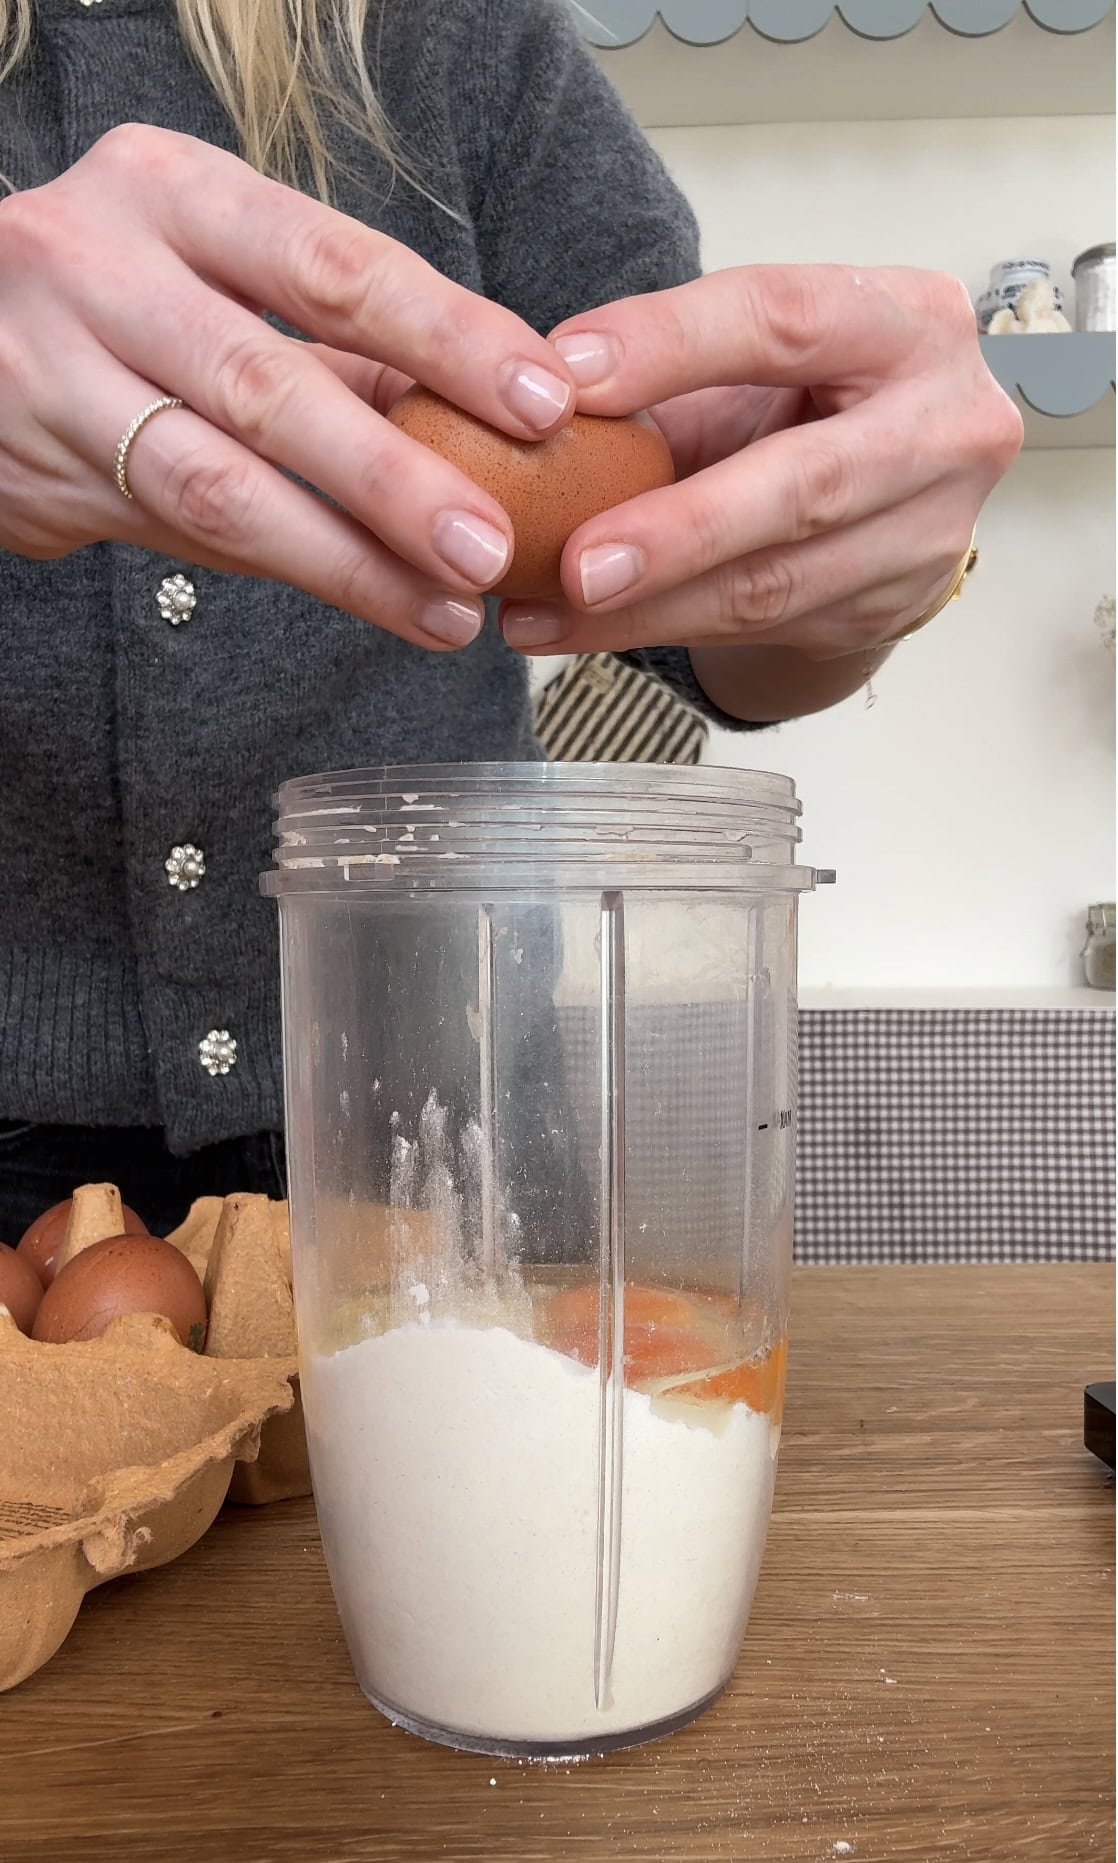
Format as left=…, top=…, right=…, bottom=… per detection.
left=499, top=266, right=1022, bottom=659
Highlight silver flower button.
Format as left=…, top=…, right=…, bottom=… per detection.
left=157, top=574, right=197, bottom=626
left=199, top=1029, right=237, bottom=1077
left=165, top=843, right=206, bottom=891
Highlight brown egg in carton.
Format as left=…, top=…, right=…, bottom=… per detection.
left=0, top=1183, right=309, bottom=1691
left=13, top=1180, right=310, bottom=1505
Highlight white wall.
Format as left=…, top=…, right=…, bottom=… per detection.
left=646, top=116, right=1116, bottom=992
left=651, top=116, right=1113, bottom=286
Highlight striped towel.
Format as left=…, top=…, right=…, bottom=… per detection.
left=533, top=653, right=707, bottom=765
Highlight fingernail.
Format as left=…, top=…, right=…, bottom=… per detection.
left=501, top=361, right=572, bottom=432
left=553, top=332, right=622, bottom=387
left=420, top=595, right=484, bottom=647
left=501, top=607, right=567, bottom=649
left=579, top=543, right=644, bottom=607
left=432, top=509, right=510, bottom=586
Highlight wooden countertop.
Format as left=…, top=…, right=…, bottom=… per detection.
left=1, top=1266, right=1112, bottom=1863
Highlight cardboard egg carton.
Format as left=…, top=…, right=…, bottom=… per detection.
left=167, top=1191, right=310, bottom=1506
left=0, top=1309, right=294, bottom=1691
left=0, top=1182, right=313, bottom=1690
left=23, top=1180, right=309, bottom=1504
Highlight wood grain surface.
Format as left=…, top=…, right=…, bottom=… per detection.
left=1, top=1267, right=1112, bottom=1863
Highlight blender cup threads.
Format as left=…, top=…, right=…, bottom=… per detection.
left=262, top=763, right=827, bottom=1758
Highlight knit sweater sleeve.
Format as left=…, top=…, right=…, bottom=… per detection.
left=453, top=0, right=769, bottom=734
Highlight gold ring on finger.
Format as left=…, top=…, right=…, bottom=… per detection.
left=114, top=395, right=185, bottom=501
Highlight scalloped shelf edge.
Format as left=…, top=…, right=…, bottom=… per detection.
left=574, top=1, right=1114, bottom=47
left=980, top=332, right=1116, bottom=417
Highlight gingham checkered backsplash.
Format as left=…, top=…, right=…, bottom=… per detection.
left=554, top=1005, right=1114, bottom=1266
left=797, top=1009, right=1115, bottom=1264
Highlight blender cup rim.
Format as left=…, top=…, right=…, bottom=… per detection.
left=269, top=760, right=802, bottom=805
left=260, top=761, right=829, bottom=896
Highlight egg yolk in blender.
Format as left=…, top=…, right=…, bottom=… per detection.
left=539, top=1282, right=787, bottom=1420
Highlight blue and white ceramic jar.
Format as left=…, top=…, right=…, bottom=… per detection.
left=975, top=259, right=1063, bottom=332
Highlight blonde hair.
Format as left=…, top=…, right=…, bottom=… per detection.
left=0, top=0, right=408, bottom=201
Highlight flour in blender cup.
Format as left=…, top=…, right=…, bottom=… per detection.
left=304, top=1317, right=778, bottom=1748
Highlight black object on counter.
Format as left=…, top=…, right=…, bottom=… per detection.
left=1084, top=1382, right=1116, bottom=1469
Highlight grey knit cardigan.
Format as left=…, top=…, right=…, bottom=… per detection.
left=0, top=0, right=751, bottom=1152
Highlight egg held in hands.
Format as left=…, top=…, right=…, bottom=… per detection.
left=32, top=1234, right=208, bottom=1350
left=387, top=389, right=674, bottom=601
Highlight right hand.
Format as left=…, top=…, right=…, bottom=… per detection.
left=0, top=125, right=578, bottom=649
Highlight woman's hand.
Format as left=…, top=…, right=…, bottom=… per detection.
left=499, top=266, right=1022, bottom=667
left=0, top=125, right=578, bottom=650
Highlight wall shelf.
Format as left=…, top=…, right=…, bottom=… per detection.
left=575, top=2, right=1115, bottom=46
left=980, top=332, right=1115, bottom=447
left=800, top=987, right=1116, bottom=1008
left=580, top=5, right=1115, bottom=124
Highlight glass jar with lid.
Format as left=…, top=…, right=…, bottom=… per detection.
left=1072, top=244, right=1116, bottom=332
left=1083, top=903, right=1116, bottom=991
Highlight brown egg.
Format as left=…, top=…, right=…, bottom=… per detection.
left=388, top=388, right=675, bottom=600
left=0, top=1245, right=44, bottom=1335
left=32, top=1234, right=207, bottom=1351
left=18, top=1196, right=147, bottom=1288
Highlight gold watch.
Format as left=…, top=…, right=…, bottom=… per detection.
left=878, top=529, right=979, bottom=648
